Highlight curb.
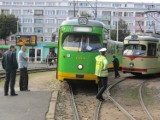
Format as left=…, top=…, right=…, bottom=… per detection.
left=46, top=91, right=59, bottom=120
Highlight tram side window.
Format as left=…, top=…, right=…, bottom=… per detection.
left=147, top=43, right=156, bottom=56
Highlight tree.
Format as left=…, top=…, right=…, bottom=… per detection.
left=111, top=18, right=130, bottom=42
left=0, top=14, right=18, bottom=44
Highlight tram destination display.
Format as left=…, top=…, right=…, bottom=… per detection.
left=16, top=35, right=37, bottom=46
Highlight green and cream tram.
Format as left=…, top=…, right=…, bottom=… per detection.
left=56, top=17, right=108, bottom=83
left=122, top=34, right=160, bottom=75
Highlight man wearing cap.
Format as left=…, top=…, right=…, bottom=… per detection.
left=95, top=48, right=108, bottom=101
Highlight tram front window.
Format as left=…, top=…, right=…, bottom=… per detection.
left=123, top=44, right=146, bottom=56
left=62, top=34, right=101, bottom=52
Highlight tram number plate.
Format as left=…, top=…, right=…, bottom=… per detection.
left=76, top=74, right=84, bottom=78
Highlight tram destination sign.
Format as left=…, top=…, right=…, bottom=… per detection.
left=16, top=35, right=37, bottom=46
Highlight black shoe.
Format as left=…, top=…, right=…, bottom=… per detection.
left=4, top=94, right=8, bottom=96
left=10, top=93, right=18, bottom=96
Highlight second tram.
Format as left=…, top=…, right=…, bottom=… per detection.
left=122, top=34, right=160, bottom=75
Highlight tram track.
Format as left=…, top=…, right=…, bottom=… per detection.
left=0, top=67, right=55, bottom=80
left=104, top=76, right=157, bottom=120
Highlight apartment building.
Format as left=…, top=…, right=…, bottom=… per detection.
left=0, top=0, right=160, bottom=42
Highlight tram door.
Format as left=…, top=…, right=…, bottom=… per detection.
left=29, top=48, right=42, bottom=63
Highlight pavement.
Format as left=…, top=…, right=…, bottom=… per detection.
left=0, top=91, right=59, bottom=120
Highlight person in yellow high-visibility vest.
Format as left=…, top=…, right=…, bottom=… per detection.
left=95, top=48, right=108, bottom=101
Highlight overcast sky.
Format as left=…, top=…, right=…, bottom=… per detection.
left=79, top=0, right=160, bottom=3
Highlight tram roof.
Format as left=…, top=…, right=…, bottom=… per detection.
left=61, top=19, right=106, bottom=28
left=125, top=35, right=160, bottom=42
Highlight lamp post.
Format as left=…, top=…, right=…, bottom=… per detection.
left=17, top=20, right=19, bottom=35
left=117, top=18, right=118, bottom=41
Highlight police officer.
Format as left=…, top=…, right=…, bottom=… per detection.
left=2, top=45, right=18, bottom=96
left=95, top=48, right=108, bottom=101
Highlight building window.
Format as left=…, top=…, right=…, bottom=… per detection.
left=24, top=2, right=34, bottom=6
left=56, top=19, right=65, bottom=24
left=11, top=10, right=21, bottom=15
left=2, top=2, right=12, bottom=5
left=124, top=12, right=134, bottom=17
left=46, top=28, right=53, bottom=33
left=45, top=10, right=55, bottom=15
left=23, top=18, right=32, bottom=23
left=35, top=2, right=45, bottom=6
left=34, top=19, right=43, bottom=24
left=23, top=27, right=32, bottom=33
left=45, top=19, right=55, bottom=24
left=56, top=10, right=67, bottom=15
left=23, top=10, right=33, bottom=15
left=134, top=4, right=143, bottom=8
left=135, top=12, right=144, bottom=17
left=113, top=12, right=122, bottom=17
left=1, top=9, right=10, bottom=14
left=136, top=21, right=144, bottom=26
left=146, top=21, right=155, bottom=26
left=46, top=2, right=56, bottom=6
left=34, top=10, right=43, bottom=16
left=68, top=10, right=78, bottom=16
left=102, top=11, right=111, bottom=16
left=34, top=27, right=43, bottom=33
left=13, top=2, right=23, bottom=6
left=128, top=22, right=134, bottom=26
left=112, top=3, right=121, bottom=7
left=79, top=2, right=88, bottom=7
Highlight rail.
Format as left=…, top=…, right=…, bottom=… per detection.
left=139, top=81, right=154, bottom=120
left=68, top=83, right=80, bottom=120
left=106, top=78, right=136, bottom=120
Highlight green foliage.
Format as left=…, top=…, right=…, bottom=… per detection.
left=0, top=14, right=18, bottom=44
left=111, top=18, right=130, bottom=42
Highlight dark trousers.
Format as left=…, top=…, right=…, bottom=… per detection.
left=4, top=70, right=16, bottom=95
left=19, top=68, right=28, bottom=91
left=96, top=76, right=108, bottom=99
left=114, top=68, right=120, bottom=78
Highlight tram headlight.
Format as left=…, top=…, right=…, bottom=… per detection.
left=129, top=62, right=134, bottom=68
left=78, top=64, right=83, bottom=70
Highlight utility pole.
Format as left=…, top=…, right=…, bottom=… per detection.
left=74, top=0, right=76, bottom=17
left=95, top=0, right=97, bottom=18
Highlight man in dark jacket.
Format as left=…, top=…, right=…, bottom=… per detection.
left=2, top=45, right=18, bottom=96
left=112, top=54, right=120, bottom=78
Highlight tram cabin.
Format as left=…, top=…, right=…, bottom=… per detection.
left=122, top=34, right=160, bottom=75
left=57, top=17, right=108, bottom=83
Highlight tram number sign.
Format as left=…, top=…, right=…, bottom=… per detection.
left=16, top=35, right=37, bottom=46
left=78, top=17, right=88, bottom=25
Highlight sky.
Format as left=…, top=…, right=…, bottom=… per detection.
left=78, top=0, right=160, bottom=3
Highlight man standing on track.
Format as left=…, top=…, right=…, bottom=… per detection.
left=2, top=45, right=18, bottom=96
left=95, top=48, right=108, bottom=101
left=18, top=45, right=30, bottom=91
left=112, top=54, right=120, bottom=78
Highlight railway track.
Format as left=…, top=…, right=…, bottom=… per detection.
left=101, top=77, right=156, bottom=120
left=0, top=67, right=55, bottom=80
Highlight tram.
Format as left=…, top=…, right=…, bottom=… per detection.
left=122, top=34, right=160, bottom=75
left=106, top=40, right=123, bottom=70
left=56, top=17, right=110, bottom=83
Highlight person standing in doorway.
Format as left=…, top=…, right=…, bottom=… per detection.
left=95, top=48, right=108, bottom=101
left=2, top=45, right=18, bottom=96
left=18, top=45, right=30, bottom=91
left=112, top=54, right=120, bottom=78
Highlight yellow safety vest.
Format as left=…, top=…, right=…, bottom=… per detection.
left=95, top=55, right=108, bottom=77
